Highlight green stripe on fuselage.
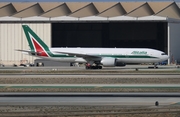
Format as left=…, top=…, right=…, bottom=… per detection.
left=99, top=55, right=157, bottom=58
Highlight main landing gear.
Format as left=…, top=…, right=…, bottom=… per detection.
left=85, top=63, right=102, bottom=69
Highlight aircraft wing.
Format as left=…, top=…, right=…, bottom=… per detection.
left=15, top=49, right=40, bottom=55
left=54, top=51, right=101, bottom=59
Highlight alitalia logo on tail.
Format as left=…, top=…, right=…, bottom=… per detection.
left=22, top=25, right=53, bottom=57
left=28, top=33, right=49, bottom=57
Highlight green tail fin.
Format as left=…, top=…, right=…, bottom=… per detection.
left=22, top=25, right=50, bottom=57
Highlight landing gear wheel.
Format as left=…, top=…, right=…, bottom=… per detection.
left=98, top=66, right=102, bottom=69
left=86, top=66, right=92, bottom=69
left=85, top=63, right=102, bottom=69
left=85, top=63, right=91, bottom=69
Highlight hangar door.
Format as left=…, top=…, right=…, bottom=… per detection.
left=168, top=23, right=180, bottom=64
left=52, top=22, right=167, bottom=53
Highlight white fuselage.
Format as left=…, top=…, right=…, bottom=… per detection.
left=37, top=48, right=168, bottom=64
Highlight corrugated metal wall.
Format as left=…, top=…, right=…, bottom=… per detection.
left=168, top=23, right=180, bottom=64
left=0, top=23, right=51, bottom=65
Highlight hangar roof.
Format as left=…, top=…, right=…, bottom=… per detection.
left=0, top=2, right=180, bottom=22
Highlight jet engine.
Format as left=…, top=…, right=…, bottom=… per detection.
left=100, top=57, right=126, bottom=67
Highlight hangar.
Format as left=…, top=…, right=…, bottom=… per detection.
left=0, top=1, right=180, bottom=65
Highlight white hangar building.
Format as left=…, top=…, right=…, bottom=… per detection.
left=0, top=1, right=180, bottom=65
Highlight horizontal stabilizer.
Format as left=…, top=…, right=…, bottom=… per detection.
left=15, top=49, right=41, bottom=55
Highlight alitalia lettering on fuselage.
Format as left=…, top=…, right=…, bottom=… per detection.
left=131, top=51, right=147, bottom=55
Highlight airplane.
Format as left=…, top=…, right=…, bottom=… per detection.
left=17, top=25, right=169, bottom=69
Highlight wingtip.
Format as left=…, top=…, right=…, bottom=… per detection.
left=15, top=49, right=21, bottom=51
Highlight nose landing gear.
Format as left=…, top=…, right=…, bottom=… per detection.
left=148, top=63, right=158, bottom=69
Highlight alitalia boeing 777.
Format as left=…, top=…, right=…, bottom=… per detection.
left=17, top=25, right=168, bottom=69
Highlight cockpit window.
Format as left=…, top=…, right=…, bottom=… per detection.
left=161, top=53, right=166, bottom=55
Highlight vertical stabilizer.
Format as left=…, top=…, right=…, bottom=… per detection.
left=22, top=25, right=50, bottom=57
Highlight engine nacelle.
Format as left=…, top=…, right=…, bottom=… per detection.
left=101, top=57, right=126, bottom=67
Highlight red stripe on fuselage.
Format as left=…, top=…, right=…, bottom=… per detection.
left=32, top=38, right=48, bottom=57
